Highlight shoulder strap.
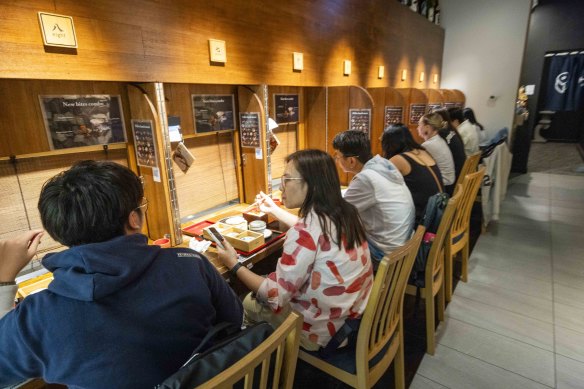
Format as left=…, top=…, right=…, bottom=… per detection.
left=319, top=317, right=361, bottom=358
left=405, top=152, right=443, bottom=193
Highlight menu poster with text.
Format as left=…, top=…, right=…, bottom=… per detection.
left=39, top=95, right=126, bottom=150
left=131, top=120, right=158, bottom=168
left=409, top=104, right=428, bottom=125
left=192, top=94, right=235, bottom=133
left=349, top=109, right=371, bottom=135
left=274, top=94, right=299, bottom=124
left=384, top=106, right=404, bottom=127
left=239, top=112, right=261, bottom=148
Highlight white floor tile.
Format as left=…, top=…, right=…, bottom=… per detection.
left=465, top=264, right=552, bottom=300
left=416, top=344, right=551, bottom=389
left=469, top=251, right=551, bottom=283
left=445, top=297, right=554, bottom=351
left=554, top=283, right=584, bottom=310
left=435, top=318, right=555, bottom=386
left=556, top=355, right=584, bottom=389
left=555, top=302, right=584, bottom=333
left=453, top=281, right=553, bottom=323
left=409, top=374, right=449, bottom=389
left=556, top=326, right=584, bottom=363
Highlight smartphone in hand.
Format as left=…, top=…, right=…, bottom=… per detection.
left=207, top=227, right=225, bottom=249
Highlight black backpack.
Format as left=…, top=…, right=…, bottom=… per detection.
left=409, top=192, right=450, bottom=288
left=156, top=321, right=274, bottom=389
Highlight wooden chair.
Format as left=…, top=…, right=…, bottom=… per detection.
left=298, top=227, right=425, bottom=389
left=445, top=166, right=486, bottom=302
left=405, top=188, right=461, bottom=355
left=196, top=312, right=303, bottom=389
left=454, top=151, right=482, bottom=190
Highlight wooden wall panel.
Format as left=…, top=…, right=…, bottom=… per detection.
left=304, top=87, right=327, bottom=150
left=423, top=89, right=445, bottom=110
left=397, top=88, right=428, bottom=144
left=0, top=1, right=444, bottom=87
left=451, top=89, right=466, bottom=106
left=367, top=87, right=408, bottom=156
left=0, top=79, right=132, bottom=157
left=439, top=89, right=458, bottom=106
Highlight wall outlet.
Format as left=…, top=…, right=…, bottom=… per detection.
left=209, top=39, right=226, bottom=63
left=293, top=52, right=303, bottom=71
left=343, top=60, right=351, bottom=76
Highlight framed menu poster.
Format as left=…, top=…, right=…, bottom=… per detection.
left=274, top=94, right=299, bottom=124
left=409, top=104, right=427, bottom=125
left=192, top=94, right=235, bottom=133
left=131, top=120, right=158, bottom=168
left=39, top=95, right=126, bottom=150
left=384, top=106, right=404, bottom=127
left=239, top=112, right=261, bottom=148
left=348, top=109, right=371, bottom=135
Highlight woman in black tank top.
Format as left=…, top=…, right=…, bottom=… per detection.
left=381, top=124, right=443, bottom=224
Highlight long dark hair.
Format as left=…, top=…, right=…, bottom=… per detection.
left=286, top=149, right=366, bottom=250
left=381, top=123, right=424, bottom=159
left=434, top=108, right=460, bottom=136
left=463, top=108, right=485, bottom=131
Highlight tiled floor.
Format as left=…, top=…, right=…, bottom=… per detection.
left=411, top=172, right=584, bottom=389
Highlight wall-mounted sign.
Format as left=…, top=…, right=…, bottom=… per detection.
left=240, top=112, right=261, bottom=148
left=384, top=106, right=404, bottom=127
left=349, top=109, right=371, bottom=135
left=409, top=104, right=427, bottom=125
left=274, top=94, right=299, bottom=124
left=38, top=12, right=77, bottom=48
left=427, top=103, right=443, bottom=112
left=39, top=95, right=126, bottom=150
left=131, top=120, right=158, bottom=168
left=192, top=94, right=235, bottom=133
left=443, top=102, right=457, bottom=109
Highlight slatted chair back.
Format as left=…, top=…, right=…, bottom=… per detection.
left=197, top=312, right=302, bottom=389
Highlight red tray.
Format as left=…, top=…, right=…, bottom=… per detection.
left=188, top=228, right=287, bottom=257
left=182, top=220, right=215, bottom=237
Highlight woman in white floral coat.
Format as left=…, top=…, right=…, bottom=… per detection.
left=217, top=149, right=373, bottom=351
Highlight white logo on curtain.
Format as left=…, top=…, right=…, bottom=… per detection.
left=554, top=72, right=569, bottom=94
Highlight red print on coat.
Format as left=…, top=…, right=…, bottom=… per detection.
left=278, top=278, right=297, bottom=293
left=345, top=275, right=366, bottom=293
left=303, top=322, right=312, bottom=332
left=294, top=222, right=307, bottom=231
left=309, top=333, right=319, bottom=343
left=296, top=230, right=317, bottom=251
left=361, top=253, right=368, bottom=266
left=327, top=321, right=337, bottom=336
left=323, top=286, right=346, bottom=296
left=311, top=298, right=322, bottom=318
left=330, top=307, right=342, bottom=320
left=295, top=299, right=311, bottom=310
left=280, top=252, right=297, bottom=266
left=311, top=271, right=321, bottom=290
left=318, top=234, right=331, bottom=251
left=267, top=288, right=279, bottom=298
left=326, top=261, right=344, bottom=284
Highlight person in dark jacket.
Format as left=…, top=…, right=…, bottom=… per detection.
left=434, top=108, right=466, bottom=184
left=0, top=161, right=243, bottom=389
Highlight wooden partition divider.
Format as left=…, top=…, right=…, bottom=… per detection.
left=367, top=87, right=406, bottom=157
left=268, top=86, right=302, bottom=183
left=451, top=89, right=466, bottom=108
left=423, top=89, right=445, bottom=112
left=439, top=89, right=465, bottom=109
left=397, top=88, right=429, bottom=144
left=238, top=85, right=268, bottom=203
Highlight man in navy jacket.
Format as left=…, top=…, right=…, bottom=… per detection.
left=0, top=161, right=243, bottom=388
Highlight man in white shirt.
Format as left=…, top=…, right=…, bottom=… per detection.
left=332, top=130, right=415, bottom=263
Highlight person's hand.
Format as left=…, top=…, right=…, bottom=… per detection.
left=0, top=230, right=44, bottom=283
left=215, top=238, right=239, bottom=270
left=256, top=191, right=278, bottom=214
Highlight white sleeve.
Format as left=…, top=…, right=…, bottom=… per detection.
left=0, top=285, right=17, bottom=319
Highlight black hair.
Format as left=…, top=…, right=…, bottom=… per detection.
left=381, top=123, right=424, bottom=159
left=331, top=130, right=373, bottom=165
left=434, top=108, right=461, bottom=136
left=285, top=149, right=366, bottom=250
left=463, top=107, right=485, bottom=131
left=38, top=160, right=144, bottom=247
left=447, top=107, right=465, bottom=123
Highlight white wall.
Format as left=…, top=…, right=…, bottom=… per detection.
left=440, top=0, right=532, bottom=139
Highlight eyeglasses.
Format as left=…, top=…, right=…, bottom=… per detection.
left=135, top=199, right=149, bottom=214
left=280, top=176, right=303, bottom=188
left=334, top=153, right=358, bottom=161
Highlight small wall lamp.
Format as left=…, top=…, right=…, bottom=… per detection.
left=401, top=69, right=407, bottom=81
left=419, top=72, right=425, bottom=82
left=433, top=74, right=439, bottom=84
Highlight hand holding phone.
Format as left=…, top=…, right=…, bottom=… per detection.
left=207, top=227, right=225, bottom=249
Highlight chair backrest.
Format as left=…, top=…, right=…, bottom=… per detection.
left=425, top=187, right=462, bottom=288
left=355, top=226, right=425, bottom=378
left=455, top=151, right=482, bottom=189
left=451, top=166, right=486, bottom=240
left=196, top=312, right=302, bottom=389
